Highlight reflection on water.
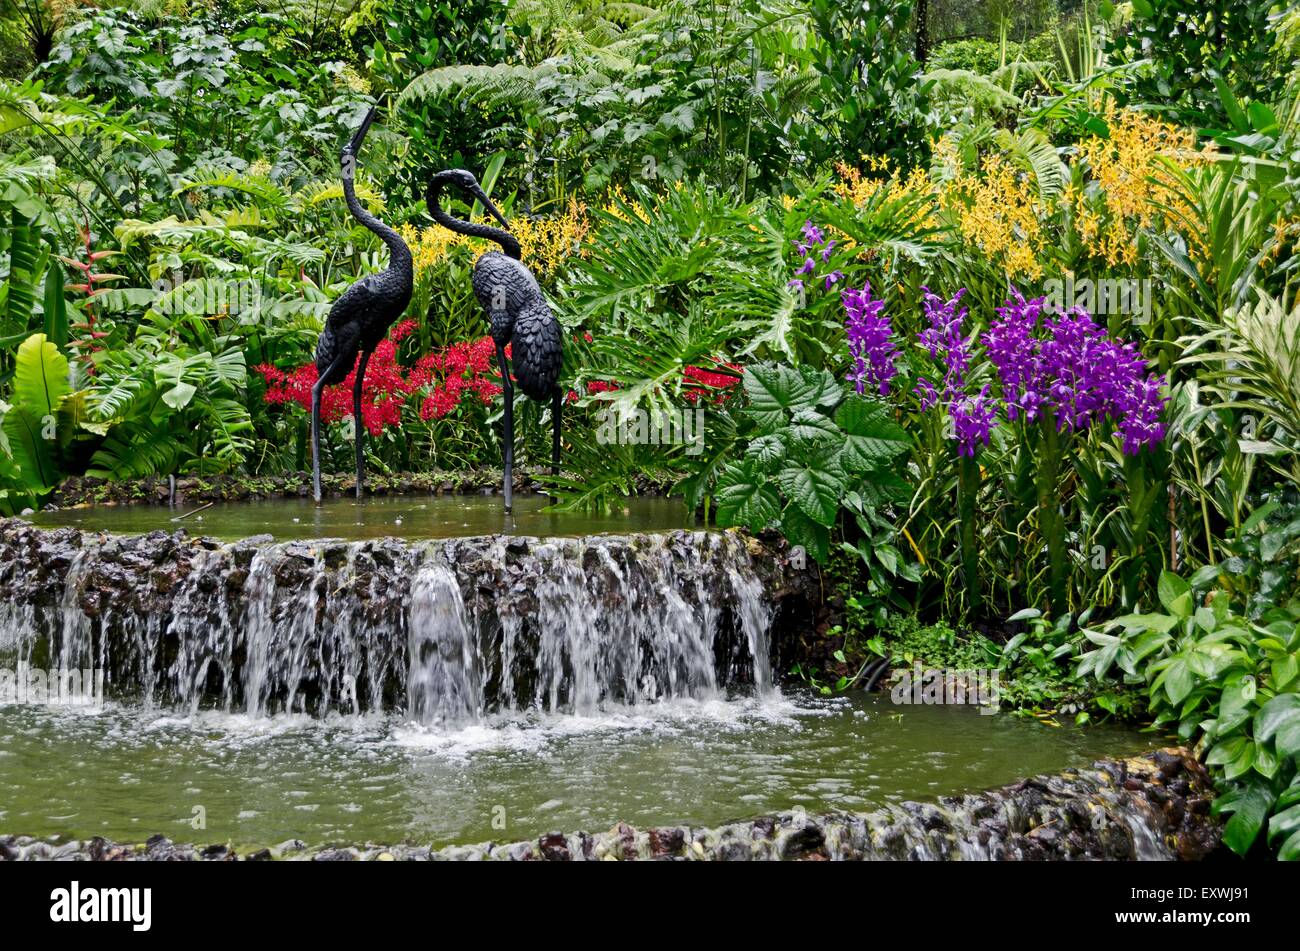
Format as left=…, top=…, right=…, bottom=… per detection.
left=30, top=494, right=697, bottom=542
left=0, top=691, right=1150, bottom=850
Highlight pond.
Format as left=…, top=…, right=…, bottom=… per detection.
left=0, top=691, right=1150, bottom=851
left=29, top=494, right=696, bottom=542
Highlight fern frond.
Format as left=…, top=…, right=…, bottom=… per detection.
left=397, top=64, right=554, bottom=111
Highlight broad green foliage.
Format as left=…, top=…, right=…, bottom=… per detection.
left=714, top=363, right=910, bottom=564
left=803, top=0, right=933, bottom=170
left=1079, top=570, right=1300, bottom=858
left=1109, top=0, right=1283, bottom=130
left=84, top=307, right=253, bottom=479
left=0, top=0, right=1299, bottom=858
left=1, top=332, right=69, bottom=497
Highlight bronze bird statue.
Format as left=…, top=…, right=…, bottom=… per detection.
left=312, top=106, right=413, bottom=504
left=426, top=169, right=562, bottom=513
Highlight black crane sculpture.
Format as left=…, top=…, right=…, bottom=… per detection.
left=426, top=169, right=563, bottom=514
left=311, top=106, right=413, bottom=504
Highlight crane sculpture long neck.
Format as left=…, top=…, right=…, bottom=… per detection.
left=341, top=109, right=412, bottom=278
left=427, top=181, right=522, bottom=260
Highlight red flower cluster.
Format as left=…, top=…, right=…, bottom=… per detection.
left=683, top=361, right=741, bottom=404
left=562, top=357, right=740, bottom=406
left=256, top=327, right=505, bottom=434
left=417, top=336, right=503, bottom=420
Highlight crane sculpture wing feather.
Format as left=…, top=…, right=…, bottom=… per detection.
left=426, top=168, right=563, bottom=513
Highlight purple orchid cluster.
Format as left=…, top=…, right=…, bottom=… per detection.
left=915, top=288, right=997, bottom=457
left=788, top=220, right=844, bottom=293
left=983, top=289, right=1169, bottom=454
left=843, top=283, right=899, bottom=396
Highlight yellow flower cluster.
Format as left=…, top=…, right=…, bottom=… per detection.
left=1269, top=217, right=1300, bottom=261
left=828, top=158, right=941, bottom=259
left=602, top=184, right=651, bottom=224
left=398, top=223, right=468, bottom=274
left=506, top=199, right=592, bottom=278
left=396, top=200, right=591, bottom=280
left=940, top=153, right=1045, bottom=280
left=338, top=65, right=371, bottom=95
left=832, top=158, right=936, bottom=213
left=1071, top=105, right=1206, bottom=266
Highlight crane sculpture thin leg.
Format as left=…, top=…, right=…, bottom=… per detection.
left=311, top=353, right=348, bottom=503
left=352, top=349, right=371, bottom=498
left=551, top=388, right=562, bottom=475
left=496, top=342, right=515, bottom=514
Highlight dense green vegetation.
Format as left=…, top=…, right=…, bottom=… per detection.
left=2, top=0, right=1299, bottom=858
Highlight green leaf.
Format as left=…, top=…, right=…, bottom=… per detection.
left=3, top=210, right=40, bottom=329
left=835, top=395, right=910, bottom=470
left=42, top=260, right=68, bottom=352
left=1247, top=102, right=1279, bottom=136
left=1008, top=608, right=1042, bottom=621
left=1255, top=693, right=1300, bottom=758
left=780, top=504, right=830, bottom=563
left=1214, top=781, right=1274, bottom=856
left=777, top=463, right=844, bottom=527
left=1163, top=656, right=1195, bottom=705
left=1279, top=829, right=1300, bottom=861
left=788, top=408, right=841, bottom=448
left=714, top=460, right=781, bottom=531
left=3, top=333, right=69, bottom=492
left=749, top=433, right=787, bottom=470
left=873, top=542, right=900, bottom=575
left=1157, top=571, right=1194, bottom=618
left=742, top=364, right=838, bottom=432
left=161, top=381, right=198, bottom=411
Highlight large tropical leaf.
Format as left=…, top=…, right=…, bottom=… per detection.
left=3, top=333, right=70, bottom=491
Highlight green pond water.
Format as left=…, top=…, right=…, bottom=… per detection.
left=30, top=494, right=696, bottom=542
left=0, top=692, right=1151, bottom=851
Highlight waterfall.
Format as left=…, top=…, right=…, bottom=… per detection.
left=407, top=558, right=482, bottom=726
left=0, top=522, right=793, bottom=722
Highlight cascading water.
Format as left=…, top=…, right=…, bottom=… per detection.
left=407, top=559, right=482, bottom=725
left=0, top=522, right=787, bottom=722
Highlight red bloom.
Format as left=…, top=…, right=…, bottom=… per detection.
left=257, top=324, right=512, bottom=433
left=390, top=319, right=418, bottom=342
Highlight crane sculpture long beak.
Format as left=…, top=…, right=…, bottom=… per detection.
left=470, top=184, right=511, bottom=230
